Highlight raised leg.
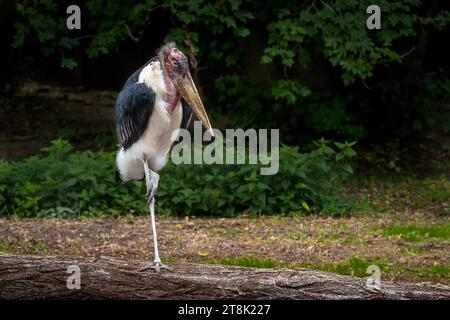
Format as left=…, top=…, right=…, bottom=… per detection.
left=139, top=160, right=172, bottom=272
left=144, top=162, right=159, bottom=204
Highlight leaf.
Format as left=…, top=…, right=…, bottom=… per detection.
left=61, top=57, right=77, bottom=69
left=301, top=201, right=311, bottom=212
left=341, top=164, right=354, bottom=175
left=235, top=27, right=250, bottom=37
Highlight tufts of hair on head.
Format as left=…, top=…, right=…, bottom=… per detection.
left=157, top=42, right=178, bottom=63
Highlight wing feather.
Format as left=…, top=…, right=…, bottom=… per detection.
left=114, top=82, right=155, bottom=150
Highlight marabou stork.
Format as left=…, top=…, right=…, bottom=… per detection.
left=114, top=43, right=213, bottom=272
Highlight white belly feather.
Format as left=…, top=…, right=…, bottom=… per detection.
left=116, top=61, right=182, bottom=181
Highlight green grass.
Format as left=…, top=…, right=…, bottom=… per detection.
left=409, top=265, right=450, bottom=278
left=217, top=255, right=448, bottom=283
left=0, top=240, right=14, bottom=253
left=342, top=235, right=367, bottom=244
left=0, top=239, right=48, bottom=254
left=400, top=246, right=426, bottom=255
left=346, top=171, right=449, bottom=215
left=219, top=256, right=382, bottom=278
left=411, top=175, right=450, bottom=203
left=29, top=240, right=48, bottom=253
left=381, top=223, right=450, bottom=242
left=297, top=256, right=387, bottom=278
left=162, top=257, right=179, bottom=264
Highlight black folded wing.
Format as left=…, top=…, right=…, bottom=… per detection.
left=114, top=82, right=155, bottom=150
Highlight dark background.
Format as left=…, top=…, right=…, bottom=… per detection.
left=1, top=0, right=449, bottom=153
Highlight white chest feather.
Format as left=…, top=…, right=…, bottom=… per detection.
left=117, top=61, right=182, bottom=178
left=137, top=61, right=182, bottom=157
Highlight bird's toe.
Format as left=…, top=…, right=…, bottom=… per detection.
left=139, top=262, right=173, bottom=273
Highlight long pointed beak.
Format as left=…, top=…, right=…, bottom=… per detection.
left=176, top=72, right=214, bottom=137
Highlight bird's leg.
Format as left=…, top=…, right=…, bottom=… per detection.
left=139, top=160, right=172, bottom=273
left=142, top=197, right=172, bottom=272
left=144, top=164, right=159, bottom=204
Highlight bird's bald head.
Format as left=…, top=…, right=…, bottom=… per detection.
left=159, top=43, right=189, bottom=81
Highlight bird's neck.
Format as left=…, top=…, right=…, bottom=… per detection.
left=164, top=76, right=180, bottom=113
left=167, top=91, right=180, bottom=113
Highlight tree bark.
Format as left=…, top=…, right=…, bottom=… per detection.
left=0, top=253, right=448, bottom=300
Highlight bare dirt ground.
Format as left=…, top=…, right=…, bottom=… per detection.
left=0, top=210, right=448, bottom=284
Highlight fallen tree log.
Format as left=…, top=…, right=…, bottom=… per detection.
left=0, top=253, right=448, bottom=300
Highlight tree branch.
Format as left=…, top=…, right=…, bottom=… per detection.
left=0, top=254, right=448, bottom=300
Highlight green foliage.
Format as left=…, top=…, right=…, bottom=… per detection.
left=11, top=1, right=450, bottom=141
left=160, top=138, right=356, bottom=216
left=13, top=1, right=79, bottom=69
left=0, top=139, right=356, bottom=217
left=0, top=140, right=147, bottom=217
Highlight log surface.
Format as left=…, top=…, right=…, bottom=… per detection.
left=0, top=253, right=448, bottom=300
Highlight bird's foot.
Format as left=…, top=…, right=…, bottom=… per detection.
left=139, top=261, right=173, bottom=273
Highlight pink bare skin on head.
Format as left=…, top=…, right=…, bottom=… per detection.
left=163, top=49, right=190, bottom=112
left=164, top=48, right=189, bottom=81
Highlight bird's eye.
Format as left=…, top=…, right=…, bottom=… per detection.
left=173, top=61, right=178, bottom=67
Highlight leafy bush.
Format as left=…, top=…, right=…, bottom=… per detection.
left=0, top=139, right=356, bottom=217
left=0, top=140, right=147, bottom=218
